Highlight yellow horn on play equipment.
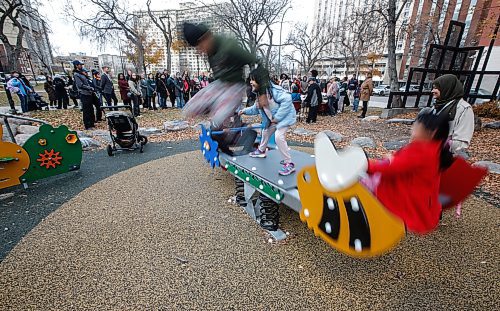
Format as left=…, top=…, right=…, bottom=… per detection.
left=297, top=165, right=406, bottom=258
left=0, top=125, right=31, bottom=189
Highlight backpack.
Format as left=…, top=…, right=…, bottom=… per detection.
left=6, top=79, right=20, bottom=94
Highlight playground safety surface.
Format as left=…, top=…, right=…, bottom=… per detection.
left=0, top=145, right=498, bottom=310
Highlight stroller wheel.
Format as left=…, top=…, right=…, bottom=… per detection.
left=106, top=145, right=113, bottom=156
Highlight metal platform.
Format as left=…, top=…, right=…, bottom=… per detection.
left=219, top=149, right=315, bottom=240
left=220, top=149, right=315, bottom=190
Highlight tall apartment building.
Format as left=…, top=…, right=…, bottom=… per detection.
left=399, top=0, right=496, bottom=80
left=98, top=54, right=135, bottom=77
left=311, top=0, right=394, bottom=80
left=0, top=0, right=53, bottom=77
left=53, top=53, right=100, bottom=74
left=311, top=0, right=496, bottom=83
left=135, top=1, right=226, bottom=75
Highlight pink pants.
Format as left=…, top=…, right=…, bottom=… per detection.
left=258, top=124, right=292, bottom=164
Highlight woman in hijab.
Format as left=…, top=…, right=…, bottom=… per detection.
left=431, top=74, right=474, bottom=153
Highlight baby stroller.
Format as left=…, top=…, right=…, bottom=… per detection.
left=27, top=91, right=49, bottom=111
left=102, top=105, right=147, bottom=156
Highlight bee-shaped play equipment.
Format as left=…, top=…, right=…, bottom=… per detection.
left=297, top=131, right=406, bottom=258
left=199, top=126, right=486, bottom=258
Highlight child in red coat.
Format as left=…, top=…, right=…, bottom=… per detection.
left=366, top=112, right=452, bottom=234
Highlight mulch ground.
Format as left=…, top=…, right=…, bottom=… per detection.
left=26, top=107, right=499, bottom=206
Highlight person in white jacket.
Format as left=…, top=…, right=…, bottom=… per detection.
left=430, top=74, right=474, bottom=153
left=128, top=73, right=142, bottom=117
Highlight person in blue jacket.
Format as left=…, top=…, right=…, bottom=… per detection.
left=7, top=71, right=32, bottom=113
left=238, top=66, right=297, bottom=176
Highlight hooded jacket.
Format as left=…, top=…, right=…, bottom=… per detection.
left=367, top=140, right=443, bottom=234
left=241, top=83, right=296, bottom=129
left=208, top=36, right=256, bottom=83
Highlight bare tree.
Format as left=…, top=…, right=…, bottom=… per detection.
left=146, top=0, right=173, bottom=73
left=0, top=0, right=31, bottom=71
left=64, top=0, right=146, bottom=73
left=124, top=32, right=163, bottom=73
left=336, top=7, right=385, bottom=77
left=366, top=0, right=411, bottom=107
left=201, top=0, right=291, bottom=66
left=284, top=23, right=336, bottom=74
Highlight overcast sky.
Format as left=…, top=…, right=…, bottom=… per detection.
left=39, top=0, right=314, bottom=57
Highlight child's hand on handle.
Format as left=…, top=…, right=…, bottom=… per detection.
left=238, top=110, right=244, bottom=116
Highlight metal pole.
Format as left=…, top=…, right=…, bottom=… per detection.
left=475, top=14, right=500, bottom=93
left=278, top=7, right=291, bottom=75
left=118, top=38, right=125, bottom=74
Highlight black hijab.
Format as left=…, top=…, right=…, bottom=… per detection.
left=433, top=74, right=464, bottom=120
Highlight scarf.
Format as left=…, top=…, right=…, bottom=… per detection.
left=433, top=74, right=464, bottom=120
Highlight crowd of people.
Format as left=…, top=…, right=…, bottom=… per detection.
left=265, top=71, right=374, bottom=123
left=66, top=60, right=215, bottom=130
left=6, top=20, right=477, bottom=235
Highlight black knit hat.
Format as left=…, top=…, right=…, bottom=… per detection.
left=183, top=22, right=209, bottom=46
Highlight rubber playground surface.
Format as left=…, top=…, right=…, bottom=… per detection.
left=0, top=143, right=498, bottom=310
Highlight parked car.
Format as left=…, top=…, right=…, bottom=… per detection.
left=399, top=84, right=421, bottom=92
left=300, top=93, right=328, bottom=102
left=469, top=88, right=497, bottom=104
left=373, top=84, right=391, bottom=96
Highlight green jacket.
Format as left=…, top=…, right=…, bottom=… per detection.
left=208, top=36, right=256, bottom=83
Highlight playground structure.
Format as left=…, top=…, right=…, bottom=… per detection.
left=0, top=113, right=82, bottom=190
left=199, top=125, right=487, bottom=258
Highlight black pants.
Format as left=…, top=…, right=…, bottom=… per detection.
left=70, top=97, right=78, bottom=107
left=145, top=95, right=156, bottom=110
left=80, top=94, right=96, bottom=129
left=138, top=96, right=144, bottom=109
left=151, top=94, right=156, bottom=109
left=306, top=105, right=318, bottom=123
left=168, top=88, right=176, bottom=107
left=103, top=92, right=118, bottom=106
left=131, top=94, right=140, bottom=116
left=342, top=95, right=350, bottom=112
left=361, top=100, right=368, bottom=117
left=57, top=95, right=69, bottom=109
left=327, top=96, right=337, bottom=116
left=91, top=94, right=102, bottom=121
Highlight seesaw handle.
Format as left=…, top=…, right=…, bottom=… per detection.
left=210, top=125, right=262, bottom=135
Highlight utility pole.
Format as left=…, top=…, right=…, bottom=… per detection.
left=118, top=38, right=125, bottom=74
left=197, top=54, right=200, bottom=77
left=278, top=6, right=291, bottom=75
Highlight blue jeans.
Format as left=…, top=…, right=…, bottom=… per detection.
left=353, top=98, right=359, bottom=112
left=176, top=95, right=185, bottom=108
left=159, top=96, right=167, bottom=108
left=18, top=94, right=29, bottom=113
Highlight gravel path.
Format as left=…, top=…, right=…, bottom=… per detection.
left=0, top=140, right=199, bottom=261
left=0, top=150, right=498, bottom=310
